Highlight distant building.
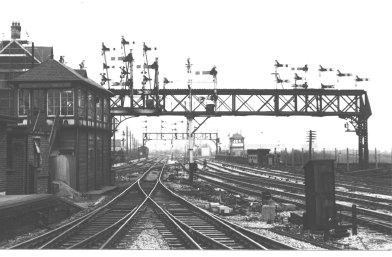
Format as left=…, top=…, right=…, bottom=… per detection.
left=247, top=148, right=270, bottom=166
left=229, top=133, right=245, bottom=156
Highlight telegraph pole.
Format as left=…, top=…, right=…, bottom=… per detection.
left=126, top=125, right=129, bottom=154
left=306, top=130, right=317, bottom=160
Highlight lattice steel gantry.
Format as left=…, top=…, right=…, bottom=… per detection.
left=110, top=88, right=372, bottom=168
left=142, top=132, right=219, bottom=154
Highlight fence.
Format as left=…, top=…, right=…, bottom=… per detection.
left=277, top=148, right=392, bottom=172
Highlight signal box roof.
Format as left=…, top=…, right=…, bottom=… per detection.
left=12, top=59, right=112, bottom=95
left=230, top=133, right=244, bottom=139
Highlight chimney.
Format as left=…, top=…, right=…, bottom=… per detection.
left=11, top=21, right=21, bottom=40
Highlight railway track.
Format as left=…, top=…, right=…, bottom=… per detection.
left=72, top=164, right=201, bottom=250
left=10, top=158, right=294, bottom=250
left=213, top=160, right=392, bottom=195
left=204, top=162, right=392, bottom=212
left=152, top=182, right=295, bottom=249
left=113, top=158, right=156, bottom=174
left=194, top=170, right=392, bottom=235
left=196, top=174, right=392, bottom=234
left=10, top=159, right=164, bottom=249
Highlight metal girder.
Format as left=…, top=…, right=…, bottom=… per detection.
left=110, top=88, right=372, bottom=168
left=346, top=116, right=369, bottom=168
left=110, top=88, right=371, bottom=118
left=143, top=132, right=218, bottom=141
left=142, top=132, right=219, bottom=154
left=192, top=117, right=210, bottom=135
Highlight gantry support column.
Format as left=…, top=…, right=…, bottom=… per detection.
left=357, top=117, right=369, bottom=169
left=187, top=117, right=194, bottom=163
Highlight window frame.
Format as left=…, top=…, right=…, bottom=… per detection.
left=87, top=91, right=95, bottom=126
left=18, top=89, right=30, bottom=117
left=47, top=88, right=74, bottom=117
left=96, top=95, right=102, bottom=123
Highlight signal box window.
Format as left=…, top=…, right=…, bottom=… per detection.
left=103, top=98, right=109, bottom=129
left=18, top=89, right=30, bottom=116
left=47, top=89, right=74, bottom=116
left=78, top=89, right=87, bottom=125
left=87, top=92, right=95, bottom=126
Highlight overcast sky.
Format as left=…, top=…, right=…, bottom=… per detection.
left=1, top=0, right=391, bottom=152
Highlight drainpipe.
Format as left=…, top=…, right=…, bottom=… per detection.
left=31, top=42, right=35, bottom=69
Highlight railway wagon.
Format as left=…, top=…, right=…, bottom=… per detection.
left=138, top=146, right=149, bottom=158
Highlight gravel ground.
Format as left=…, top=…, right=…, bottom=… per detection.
left=126, top=229, right=170, bottom=250
left=124, top=220, right=170, bottom=250
left=163, top=181, right=327, bottom=250
left=334, top=228, right=392, bottom=250
left=164, top=171, right=392, bottom=251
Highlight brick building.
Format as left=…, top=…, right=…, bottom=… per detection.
left=0, top=22, right=113, bottom=194
left=0, top=114, right=20, bottom=194
left=9, top=59, right=113, bottom=193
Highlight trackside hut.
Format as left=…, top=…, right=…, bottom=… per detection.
left=10, top=59, right=113, bottom=193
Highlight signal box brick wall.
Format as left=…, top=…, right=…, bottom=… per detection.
left=6, top=134, right=26, bottom=194
left=59, top=127, right=111, bottom=193
left=6, top=132, right=50, bottom=194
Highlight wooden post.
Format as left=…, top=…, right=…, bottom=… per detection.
left=334, top=148, right=338, bottom=169
left=352, top=204, right=357, bottom=235
left=291, top=148, right=294, bottom=168
left=346, top=148, right=350, bottom=172
left=126, top=125, right=129, bottom=155
left=375, top=148, right=378, bottom=168
left=274, top=147, right=277, bottom=167
left=285, top=148, right=287, bottom=168
left=301, top=148, right=304, bottom=166
left=323, top=148, right=325, bottom=160
left=323, top=229, right=330, bottom=241
left=129, top=130, right=132, bottom=155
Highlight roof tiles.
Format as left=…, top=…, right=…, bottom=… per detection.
left=12, top=59, right=111, bottom=94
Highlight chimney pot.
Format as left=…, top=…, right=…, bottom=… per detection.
left=11, top=21, right=21, bottom=40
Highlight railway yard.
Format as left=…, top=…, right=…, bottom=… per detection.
left=1, top=157, right=391, bottom=250
left=1, top=1, right=392, bottom=252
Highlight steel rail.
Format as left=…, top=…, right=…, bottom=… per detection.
left=156, top=181, right=268, bottom=249
left=100, top=161, right=202, bottom=249
left=10, top=159, right=163, bottom=249
left=203, top=162, right=392, bottom=211
left=213, top=159, right=392, bottom=195
left=202, top=163, right=392, bottom=220
left=195, top=172, right=392, bottom=235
